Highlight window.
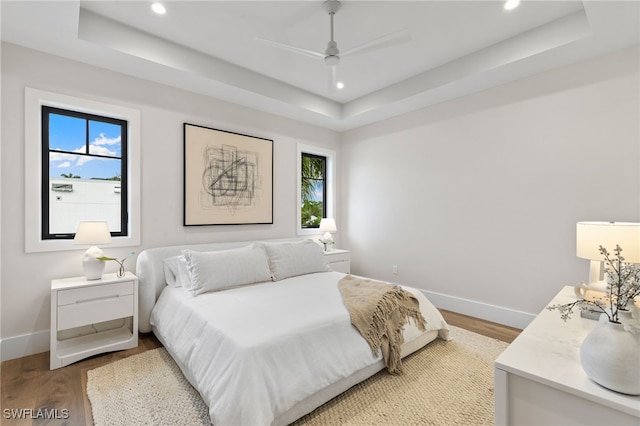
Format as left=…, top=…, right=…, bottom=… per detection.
left=297, top=144, right=335, bottom=235
left=42, top=106, right=128, bottom=239
left=25, top=88, right=141, bottom=252
left=301, top=153, right=326, bottom=228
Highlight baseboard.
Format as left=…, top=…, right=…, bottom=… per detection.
left=421, top=289, right=535, bottom=330
left=1, top=329, right=49, bottom=362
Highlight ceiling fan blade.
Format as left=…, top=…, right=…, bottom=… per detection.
left=341, top=29, right=411, bottom=58
left=255, top=37, right=325, bottom=60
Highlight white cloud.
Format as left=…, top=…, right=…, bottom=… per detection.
left=89, top=145, right=117, bottom=156
left=89, top=133, right=119, bottom=157
left=50, top=151, right=77, bottom=162
left=92, top=133, right=121, bottom=146
left=57, top=161, right=71, bottom=168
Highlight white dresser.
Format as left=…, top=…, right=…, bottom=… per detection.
left=494, top=286, right=640, bottom=425
left=50, top=272, right=138, bottom=369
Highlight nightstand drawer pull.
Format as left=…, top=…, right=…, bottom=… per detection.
left=75, top=295, right=120, bottom=304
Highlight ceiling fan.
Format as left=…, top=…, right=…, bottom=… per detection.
left=257, top=0, right=411, bottom=90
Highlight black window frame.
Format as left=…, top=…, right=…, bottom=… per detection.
left=41, top=105, right=128, bottom=240
left=300, top=152, right=327, bottom=229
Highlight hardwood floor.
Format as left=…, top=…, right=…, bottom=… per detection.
left=1, top=313, right=520, bottom=426
left=1, top=334, right=162, bottom=426
left=440, top=309, right=522, bottom=343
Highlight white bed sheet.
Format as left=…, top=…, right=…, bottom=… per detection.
left=150, top=271, right=449, bottom=426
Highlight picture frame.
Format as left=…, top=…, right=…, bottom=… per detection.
left=183, top=123, right=273, bottom=226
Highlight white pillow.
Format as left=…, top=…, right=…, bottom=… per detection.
left=259, top=240, right=329, bottom=281
left=163, top=254, right=192, bottom=289
left=182, top=245, right=272, bottom=295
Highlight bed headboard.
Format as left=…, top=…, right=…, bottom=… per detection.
left=136, top=238, right=306, bottom=333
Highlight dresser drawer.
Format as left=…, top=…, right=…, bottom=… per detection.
left=57, top=281, right=135, bottom=331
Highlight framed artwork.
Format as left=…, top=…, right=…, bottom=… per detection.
left=183, top=123, right=273, bottom=226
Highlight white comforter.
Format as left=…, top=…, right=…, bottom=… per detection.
left=150, top=271, right=449, bottom=426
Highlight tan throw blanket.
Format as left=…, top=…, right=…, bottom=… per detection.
left=338, top=275, right=427, bottom=374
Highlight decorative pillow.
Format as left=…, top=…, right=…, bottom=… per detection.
left=178, top=256, right=192, bottom=288
left=182, top=245, right=272, bottom=295
left=259, top=240, right=329, bottom=281
left=163, top=255, right=192, bottom=288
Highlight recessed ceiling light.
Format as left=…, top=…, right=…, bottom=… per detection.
left=504, top=0, right=520, bottom=10
left=151, top=2, right=166, bottom=15
left=336, top=82, right=344, bottom=90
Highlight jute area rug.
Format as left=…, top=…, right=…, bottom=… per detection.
left=86, top=326, right=507, bottom=426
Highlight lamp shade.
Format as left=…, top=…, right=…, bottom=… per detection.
left=319, top=218, right=337, bottom=233
left=576, top=222, right=640, bottom=263
left=74, top=221, right=112, bottom=245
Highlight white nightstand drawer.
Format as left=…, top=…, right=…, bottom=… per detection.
left=57, top=293, right=134, bottom=330
left=324, top=249, right=351, bottom=274
left=325, top=252, right=350, bottom=263
left=58, top=281, right=134, bottom=306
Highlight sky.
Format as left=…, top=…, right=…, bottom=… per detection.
left=48, top=113, right=122, bottom=180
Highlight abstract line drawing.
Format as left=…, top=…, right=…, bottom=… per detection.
left=200, top=145, right=260, bottom=212
left=184, top=123, right=273, bottom=226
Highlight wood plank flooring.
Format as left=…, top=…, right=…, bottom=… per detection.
left=440, top=309, right=521, bottom=343
left=1, top=312, right=520, bottom=426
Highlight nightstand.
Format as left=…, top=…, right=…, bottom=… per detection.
left=324, top=249, right=351, bottom=274
left=495, top=286, right=639, bottom=424
left=50, top=272, right=138, bottom=369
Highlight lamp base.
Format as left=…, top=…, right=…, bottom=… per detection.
left=83, top=246, right=106, bottom=280
left=586, top=260, right=608, bottom=293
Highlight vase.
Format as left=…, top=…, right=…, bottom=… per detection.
left=117, top=265, right=125, bottom=278
left=580, top=315, right=640, bottom=395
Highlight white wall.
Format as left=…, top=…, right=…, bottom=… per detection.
left=341, top=46, right=640, bottom=328
left=2, top=41, right=639, bottom=359
left=0, top=43, right=340, bottom=359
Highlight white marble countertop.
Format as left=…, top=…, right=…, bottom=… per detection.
left=495, top=286, right=640, bottom=417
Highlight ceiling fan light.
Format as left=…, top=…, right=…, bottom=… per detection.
left=336, top=82, right=345, bottom=89
left=324, top=55, right=340, bottom=66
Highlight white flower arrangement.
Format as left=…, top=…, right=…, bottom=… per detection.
left=548, top=245, right=640, bottom=326
left=318, top=237, right=335, bottom=251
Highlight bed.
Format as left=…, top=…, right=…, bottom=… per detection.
left=137, top=238, right=450, bottom=426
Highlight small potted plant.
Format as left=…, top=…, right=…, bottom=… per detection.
left=548, top=245, right=640, bottom=395
left=97, top=251, right=135, bottom=278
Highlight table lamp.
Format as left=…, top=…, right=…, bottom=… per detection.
left=74, top=221, right=112, bottom=280
left=319, top=218, right=337, bottom=251
left=576, top=221, right=640, bottom=292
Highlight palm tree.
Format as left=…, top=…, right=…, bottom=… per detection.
left=301, top=155, right=325, bottom=227
left=301, top=156, right=324, bottom=203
